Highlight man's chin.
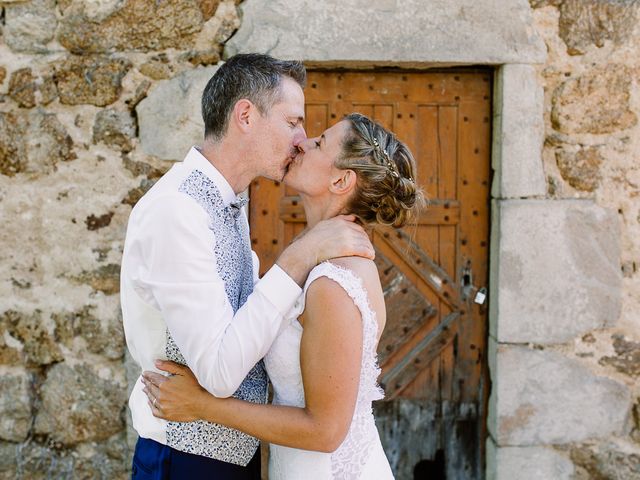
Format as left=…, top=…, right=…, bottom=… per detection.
left=280, top=171, right=293, bottom=186
left=281, top=166, right=300, bottom=186
left=280, top=162, right=295, bottom=184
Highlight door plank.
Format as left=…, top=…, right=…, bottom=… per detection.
left=380, top=311, right=460, bottom=399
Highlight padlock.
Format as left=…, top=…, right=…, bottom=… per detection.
left=474, top=287, right=487, bottom=305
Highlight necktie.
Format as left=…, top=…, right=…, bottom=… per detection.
left=227, top=195, right=248, bottom=221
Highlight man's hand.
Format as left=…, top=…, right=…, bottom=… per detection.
left=276, top=215, right=374, bottom=286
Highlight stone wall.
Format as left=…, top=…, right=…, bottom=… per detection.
left=0, top=1, right=240, bottom=478
left=1, top=0, right=639, bottom=479
left=488, top=1, right=640, bottom=478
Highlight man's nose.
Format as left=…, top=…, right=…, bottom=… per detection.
left=292, top=127, right=307, bottom=149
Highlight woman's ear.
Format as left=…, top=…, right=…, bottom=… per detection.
left=330, top=169, right=357, bottom=195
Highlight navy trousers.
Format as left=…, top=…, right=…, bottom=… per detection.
left=132, top=437, right=261, bottom=480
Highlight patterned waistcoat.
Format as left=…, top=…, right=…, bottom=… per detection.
left=165, top=169, right=268, bottom=466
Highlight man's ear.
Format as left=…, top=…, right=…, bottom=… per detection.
left=330, top=169, right=357, bottom=195
left=232, top=99, right=254, bottom=133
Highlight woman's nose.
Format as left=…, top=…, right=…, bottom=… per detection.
left=295, top=137, right=311, bottom=153
left=297, top=136, right=321, bottom=153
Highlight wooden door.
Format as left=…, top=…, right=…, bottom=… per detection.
left=250, top=70, right=492, bottom=480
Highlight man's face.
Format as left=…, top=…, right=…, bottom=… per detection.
left=255, top=77, right=306, bottom=182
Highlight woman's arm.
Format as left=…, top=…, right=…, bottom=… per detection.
left=143, top=276, right=363, bottom=452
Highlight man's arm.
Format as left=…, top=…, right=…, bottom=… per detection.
left=136, top=197, right=373, bottom=398
left=135, top=194, right=302, bottom=398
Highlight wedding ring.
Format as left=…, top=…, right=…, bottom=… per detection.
left=153, top=397, right=157, bottom=409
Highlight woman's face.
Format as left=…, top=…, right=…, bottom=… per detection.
left=283, top=120, right=350, bottom=196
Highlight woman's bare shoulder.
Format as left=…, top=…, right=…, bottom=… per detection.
left=328, top=256, right=378, bottom=279
left=327, top=257, right=384, bottom=305
left=304, top=257, right=386, bottom=333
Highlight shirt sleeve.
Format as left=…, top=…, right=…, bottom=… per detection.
left=133, top=193, right=302, bottom=397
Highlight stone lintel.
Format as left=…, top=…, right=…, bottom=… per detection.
left=225, top=0, right=546, bottom=65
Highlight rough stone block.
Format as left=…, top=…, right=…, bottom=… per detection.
left=0, top=310, right=62, bottom=366
left=71, top=263, right=121, bottom=296
left=137, top=66, right=218, bottom=161
left=492, top=64, right=546, bottom=198
left=139, top=57, right=174, bottom=80
left=0, top=371, right=32, bottom=442
left=0, top=109, right=76, bottom=177
left=555, top=145, right=603, bottom=192
left=54, top=55, right=131, bottom=107
left=0, top=434, right=129, bottom=479
left=199, top=0, right=221, bottom=20
left=8, top=68, right=36, bottom=108
left=486, top=438, right=574, bottom=480
left=0, top=442, right=18, bottom=479
left=4, top=0, right=57, bottom=53
left=599, top=334, right=640, bottom=378
left=52, top=306, right=125, bottom=360
left=570, top=440, right=640, bottom=479
left=93, top=109, right=137, bottom=153
left=488, top=341, right=631, bottom=445
left=490, top=199, right=622, bottom=344
left=559, top=0, right=639, bottom=55
left=57, top=0, right=203, bottom=53
left=34, top=363, right=127, bottom=445
left=226, top=0, right=546, bottom=64
left=551, top=64, right=637, bottom=135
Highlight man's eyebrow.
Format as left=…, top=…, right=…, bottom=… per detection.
left=320, top=134, right=325, bottom=145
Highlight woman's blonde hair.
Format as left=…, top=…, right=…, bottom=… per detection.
left=336, top=113, right=423, bottom=228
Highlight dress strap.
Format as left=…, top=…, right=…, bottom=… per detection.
left=303, top=262, right=370, bottom=320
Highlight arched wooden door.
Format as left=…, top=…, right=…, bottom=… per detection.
left=250, top=70, right=492, bottom=480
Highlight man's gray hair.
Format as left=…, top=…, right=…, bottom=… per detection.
left=202, top=53, right=306, bottom=142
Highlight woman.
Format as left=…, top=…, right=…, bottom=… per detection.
left=141, top=113, right=421, bottom=479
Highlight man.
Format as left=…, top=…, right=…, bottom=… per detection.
left=121, top=53, right=373, bottom=479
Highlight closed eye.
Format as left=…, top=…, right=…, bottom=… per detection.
left=314, top=140, right=321, bottom=148
left=288, top=116, right=305, bottom=129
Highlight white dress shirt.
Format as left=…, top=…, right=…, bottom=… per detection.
left=121, top=147, right=302, bottom=445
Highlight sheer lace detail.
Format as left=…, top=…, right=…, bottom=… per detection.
left=311, top=263, right=384, bottom=479
left=264, top=261, right=388, bottom=479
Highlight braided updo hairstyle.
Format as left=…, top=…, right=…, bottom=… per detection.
left=335, top=113, right=423, bottom=228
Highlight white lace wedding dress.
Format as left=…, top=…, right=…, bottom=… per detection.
left=264, top=262, right=395, bottom=479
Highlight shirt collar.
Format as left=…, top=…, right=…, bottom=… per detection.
left=184, top=146, right=238, bottom=207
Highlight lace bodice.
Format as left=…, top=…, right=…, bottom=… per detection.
left=264, top=262, right=387, bottom=479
